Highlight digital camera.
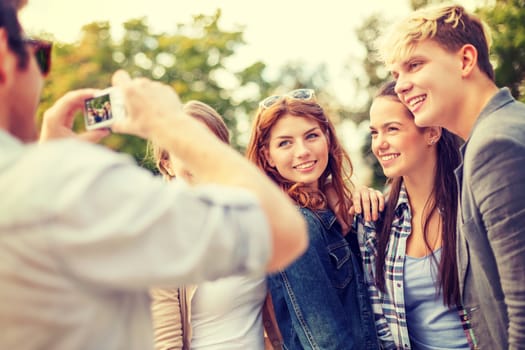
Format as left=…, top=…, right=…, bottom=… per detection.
left=84, top=87, right=126, bottom=130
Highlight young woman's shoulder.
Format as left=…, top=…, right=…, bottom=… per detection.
left=297, top=206, right=334, bottom=223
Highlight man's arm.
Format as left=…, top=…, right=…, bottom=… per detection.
left=109, top=71, right=307, bottom=272
left=40, top=72, right=307, bottom=273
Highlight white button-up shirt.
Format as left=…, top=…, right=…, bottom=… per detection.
left=0, top=131, right=271, bottom=350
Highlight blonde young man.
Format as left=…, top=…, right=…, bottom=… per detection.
left=377, top=4, right=525, bottom=349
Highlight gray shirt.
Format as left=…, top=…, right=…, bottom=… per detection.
left=0, top=131, right=271, bottom=350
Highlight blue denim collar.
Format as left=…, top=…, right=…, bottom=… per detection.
left=311, top=208, right=338, bottom=231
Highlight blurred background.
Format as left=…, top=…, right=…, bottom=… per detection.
left=20, top=0, right=524, bottom=190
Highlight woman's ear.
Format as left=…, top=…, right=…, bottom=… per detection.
left=426, top=126, right=442, bottom=145
left=160, top=157, right=175, bottom=177
left=263, top=147, right=275, bottom=167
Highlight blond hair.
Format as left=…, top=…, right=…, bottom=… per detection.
left=377, top=3, right=494, bottom=80
left=149, top=100, right=230, bottom=180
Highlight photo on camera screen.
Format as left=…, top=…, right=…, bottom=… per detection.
left=84, top=92, right=114, bottom=128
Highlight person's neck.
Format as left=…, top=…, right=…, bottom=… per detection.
left=403, top=174, right=442, bottom=257
left=453, top=78, right=499, bottom=140
left=403, top=170, right=435, bottom=217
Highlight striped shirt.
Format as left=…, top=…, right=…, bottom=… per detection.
left=355, top=184, right=477, bottom=350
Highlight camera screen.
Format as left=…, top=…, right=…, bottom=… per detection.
left=84, top=93, right=113, bottom=126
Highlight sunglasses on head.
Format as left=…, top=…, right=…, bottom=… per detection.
left=23, top=38, right=52, bottom=76
left=259, top=88, right=316, bottom=110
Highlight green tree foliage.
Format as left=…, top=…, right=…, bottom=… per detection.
left=37, top=10, right=282, bottom=171
left=37, top=8, right=349, bottom=174
left=478, top=0, right=525, bottom=101
left=353, top=14, right=390, bottom=190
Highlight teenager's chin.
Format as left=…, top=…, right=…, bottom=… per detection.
left=413, top=113, right=434, bottom=128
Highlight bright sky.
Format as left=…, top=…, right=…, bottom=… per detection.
left=20, top=0, right=409, bottom=64
left=21, top=0, right=486, bottom=94
left=18, top=1, right=415, bottom=105
left=19, top=0, right=482, bottom=107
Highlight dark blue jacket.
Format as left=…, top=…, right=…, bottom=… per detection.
left=268, top=207, right=379, bottom=349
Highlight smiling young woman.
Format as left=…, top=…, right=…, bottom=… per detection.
left=245, top=89, right=380, bottom=350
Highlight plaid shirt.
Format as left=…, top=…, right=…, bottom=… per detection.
left=354, top=184, right=477, bottom=350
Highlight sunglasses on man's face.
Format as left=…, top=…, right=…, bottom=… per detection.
left=23, top=38, right=52, bottom=76
left=259, top=88, right=316, bottom=110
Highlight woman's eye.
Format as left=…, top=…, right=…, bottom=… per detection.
left=306, top=132, right=319, bottom=140
left=278, top=140, right=291, bottom=147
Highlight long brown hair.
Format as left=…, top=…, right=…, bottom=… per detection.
left=373, top=81, right=462, bottom=307
left=245, top=93, right=354, bottom=228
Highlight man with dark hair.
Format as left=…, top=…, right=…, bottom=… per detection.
left=0, top=1, right=307, bottom=349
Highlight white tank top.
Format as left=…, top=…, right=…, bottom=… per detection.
left=190, top=275, right=267, bottom=350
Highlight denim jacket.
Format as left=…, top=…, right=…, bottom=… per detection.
left=268, top=207, right=379, bottom=350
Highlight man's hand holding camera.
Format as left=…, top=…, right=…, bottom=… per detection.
left=39, top=89, right=110, bottom=143
left=39, top=70, right=187, bottom=144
